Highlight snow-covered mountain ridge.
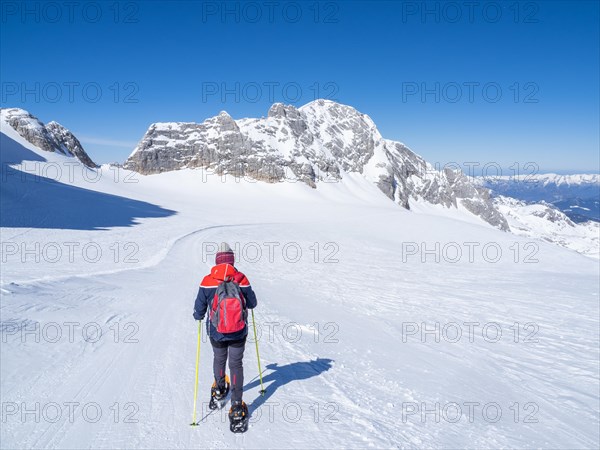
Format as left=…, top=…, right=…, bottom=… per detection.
left=0, top=108, right=97, bottom=168
left=124, top=100, right=508, bottom=231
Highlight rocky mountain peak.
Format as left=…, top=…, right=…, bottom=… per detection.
left=123, top=100, right=509, bottom=230
left=0, top=108, right=97, bottom=168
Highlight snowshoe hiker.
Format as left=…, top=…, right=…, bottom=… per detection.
left=193, top=242, right=257, bottom=430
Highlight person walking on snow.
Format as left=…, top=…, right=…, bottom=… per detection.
left=193, top=242, right=257, bottom=427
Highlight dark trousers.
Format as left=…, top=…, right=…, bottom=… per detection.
left=210, top=338, right=246, bottom=403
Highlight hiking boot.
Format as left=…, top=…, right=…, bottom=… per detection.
left=209, top=375, right=230, bottom=410
left=211, top=375, right=230, bottom=400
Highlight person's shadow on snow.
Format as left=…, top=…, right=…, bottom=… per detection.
left=244, top=358, right=334, bottom=415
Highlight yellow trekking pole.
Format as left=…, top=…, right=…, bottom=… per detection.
left=251, top=309, right=266, bottom=395
left=190, top=320, right=202, bottom=426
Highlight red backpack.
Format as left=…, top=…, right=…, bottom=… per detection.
left=210, top=277, right=247, bottom=334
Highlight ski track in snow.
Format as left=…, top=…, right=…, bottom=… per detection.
left=2, top=220, right=599, bottom=449
left=1, top=224, right=367, bottom=448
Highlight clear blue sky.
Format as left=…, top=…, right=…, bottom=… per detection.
left=1, top=0, right=598, bottom=172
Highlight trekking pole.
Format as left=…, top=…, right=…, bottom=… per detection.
left=251, top=309, right=266, bottom=395
left=190, top=320, right=202, bottom=426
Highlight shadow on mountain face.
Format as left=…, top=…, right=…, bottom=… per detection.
left=0, top=132, right=47, bottom=164
left=1, top=134, right=176, bottom=230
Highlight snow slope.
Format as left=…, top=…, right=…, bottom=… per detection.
left=495, top=196, right=600, bottom=259
left=1, top=122, right=599, bottom=448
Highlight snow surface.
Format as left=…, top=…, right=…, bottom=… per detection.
left=1, top=123, right=599, bottom=448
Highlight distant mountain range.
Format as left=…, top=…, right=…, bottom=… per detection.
left=479, top=174, right=600, bottom=223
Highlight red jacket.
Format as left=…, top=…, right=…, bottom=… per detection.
left=193, top=264, right=257, bottom=341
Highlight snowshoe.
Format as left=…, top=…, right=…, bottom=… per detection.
left=208, top=375, right=230, bottom=410
left=229, top=401, right=249, bottom=433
